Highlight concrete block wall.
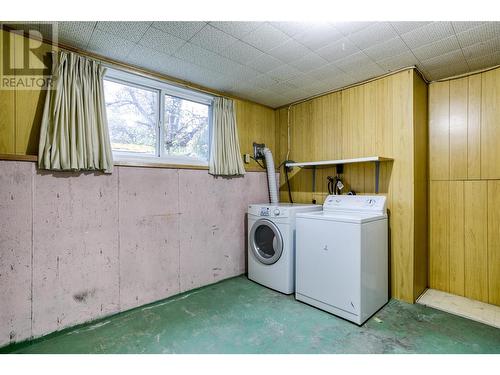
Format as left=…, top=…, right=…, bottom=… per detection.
left=0, top=160, right=269, bottom=347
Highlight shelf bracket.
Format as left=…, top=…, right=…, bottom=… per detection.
left=375, top=161, right=380, bottom=194
left=312, top=166, right=316, bottom=193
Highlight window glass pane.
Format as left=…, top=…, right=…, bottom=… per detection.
left=104, top=79, right=158, bottom=155
left=164, top=95, right=209, bottom=162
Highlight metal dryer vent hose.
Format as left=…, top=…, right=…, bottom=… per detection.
left=263, top=147, right=279, bottom=204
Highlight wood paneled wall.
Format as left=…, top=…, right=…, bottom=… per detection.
left=235, top=99, right=277, bottom=172
left=428, top=67, right=500, bottom=306
left=275, top=69, right=428, bottom=303
left=0, top=29, right=277, bottom=172
left=0, top=29, right=50, bottom=155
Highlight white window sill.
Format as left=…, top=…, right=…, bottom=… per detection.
left=113, top=154, right=208, bottom=170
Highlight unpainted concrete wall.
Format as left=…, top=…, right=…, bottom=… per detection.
left=0, top=161, right=269, bottom=347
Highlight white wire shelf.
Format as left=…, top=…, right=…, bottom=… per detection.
left=285, top=156, right=393, bottom=194
left=285, top=156, right=393, bottom=168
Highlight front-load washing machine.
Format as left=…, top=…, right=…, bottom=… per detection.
left=247, top=203, right=321, bottom=294
left=295, top=195, right=388, bottom=325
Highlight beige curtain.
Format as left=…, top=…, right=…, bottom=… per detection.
left=38, top=51, right=113, bottom=173
left=209, top=97, right=245, bottom=176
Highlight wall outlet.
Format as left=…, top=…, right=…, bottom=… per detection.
left=243, top=154, right=251, bottom=164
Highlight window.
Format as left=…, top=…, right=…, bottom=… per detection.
left=103, top=68, right=212, bottom=165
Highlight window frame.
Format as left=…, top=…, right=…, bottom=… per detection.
left=104, top=67, right=213, bottom=167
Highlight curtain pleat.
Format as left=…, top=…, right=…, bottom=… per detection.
left=38, top=51, right=113, bottom=173
left=208, top=97, right=245, bottom=176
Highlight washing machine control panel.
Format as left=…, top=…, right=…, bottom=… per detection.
left=323, top=195, right=386, bottom=213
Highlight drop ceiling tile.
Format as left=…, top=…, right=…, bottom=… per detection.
left=376, top=50, right=419, bottom=71
left=186, top=70, right=229, bottom=90
left=425, top=62, right=469, bottom=80
left=462, top=38, right=500, bottom=61
left=86, top=29, right=136, bottom=61
left=229, top=79, right=265, bottom=94
left=249, top=74, right=281, bottom=90
left=225, top=65, right=262, bottom=82
left=281, top=88, right=312, bottom=103
left=170, top=63, right=215, bottom=81
left=127, top=45, right=173, bottom=71
left=316, top=37, right=360, bottom=62
left=152, top=21, right=206, bottom=41
left=218, top=40, right=264, bottom=65
left=302, top=79, right=338, bottom=94
left=292, top=23, right=344, bottom=50
left=189, top=24, right=238, bottom=54
left=348, top=22, right=398, bottom=50
left=235, top=87, right=278, bottom=103
left=156, top=56, right=207, bottom=81
left=348, top=62, right=386, bottom=82
left=174, top=42, right=240, bottom=75
left=267, top=81, right=300, bottom=94
left=267, top=39, right=311, bottom=63
left=206, top=57, right=245, bottom=76
left=362, top=37, right=409, bottom=61
left=266, top=97, right=291, bottom=108
left=202, top=74, right=240, bottom=92
left=301, top=86, right=327, bottom=98
left=400, top=22, right=455, bottom=49
left=284, top=73, right=320, bottom=89
left=96, top=22, right=151, bottom=43
left=411, top=35, right=461, bottom=61
left=390, top=21, right=432, bottom=35
left=240, top=23, right=290, bottom=53
left=466, top=51, right=500, bottom=71
left=333, top=53, right=385, bottom=82
left=307, top=63, right=346, bottom=81
left=138, top=27, right=186, bottom=56
left=209, top=21, right=262, bottom=39
left=455, top=22, right=500, bottom=48
left=246, top=53, right=284, bottom=73
left=420, top=49, right=468, bottom=71
left=267, top=64, right=302, bottom=81
left=289, top=52, right=329, bottom=72
left=332, top=21, right=375, bottom=36
left=452, top=21, right=488, bottom=34
left=333, top=51, right=377, bottom=70
left=270, top=21, right=311, bottom=37
left=321, top=73, right=354, bottom=89
left=57, top=21, right=96, bottom=49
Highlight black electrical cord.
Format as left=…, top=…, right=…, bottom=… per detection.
left=250, top=156, right=266, bottom=169
left=284, top=163, right=293, bottom=203
left=327, top=175, right=344, bottom=195
left=327, top=176, right=335, bottom=195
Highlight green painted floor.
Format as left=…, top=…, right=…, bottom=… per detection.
left=2, top=276, right=500, bottom=354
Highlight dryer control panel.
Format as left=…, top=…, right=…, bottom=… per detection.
left=248, top=205, right=289, bottom=218
left=323, top=195, right=386, bottom=214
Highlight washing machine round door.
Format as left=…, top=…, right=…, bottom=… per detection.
left=250, top=219, right=283, bottom=265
